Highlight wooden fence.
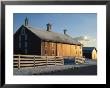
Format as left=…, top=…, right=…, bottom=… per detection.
left=75, top=57, right=85, bottom=64
left=13, top=55, right=64, bottom=69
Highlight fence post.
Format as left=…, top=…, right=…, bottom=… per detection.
left=62, top=57, right=64, bottom=65
left=18, top=55, right=21, bottom=69
left=34, top=56, right=35, bottom=68
left=55, top=56, right=56, bottom=66
left=46, top=56, right=48, bottom=66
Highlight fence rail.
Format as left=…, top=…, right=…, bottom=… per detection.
left=13, top=55, right=64, bottom=69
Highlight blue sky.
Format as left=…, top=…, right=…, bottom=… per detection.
left=13, top=13, right=97, bottom=47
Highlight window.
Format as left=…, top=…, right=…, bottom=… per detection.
left=52, top=49, right=55, bottom=55
left=19, top=35, right=28, bottom=49
left=45, top=42, right=47, bottom=48
left=45, top=49, right=47, bottom=55
left=21, top=35, right=25, bottom=41
left=21, top=27, right=25, bottom=34
left=52, top=43, right=54, bottom=47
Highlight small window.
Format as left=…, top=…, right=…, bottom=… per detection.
left=52, top=43, right=54, bottom=47
left=21, top=28, right=25, bottom=34
left=45, top=49, right=47, bottom=55
left=52, top=49, right=55, bottom=55
left=45, top=42, right=47, bottom=48
left=21, top=35, right=25, bottom=41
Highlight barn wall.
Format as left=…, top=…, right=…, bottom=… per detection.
left=27, top=29, right=41, bottom=55
left=57, top=43, right=62, bottom=56
left=92, top=49, right=97, bottom=59
left=83, top=49, right=97, bottom=59
left=76, top=45, right=82, bottom=57
left=41, top=41, right=82, bottom=57
left=41, top=41, right=56, bottom=56
left=14, top=27, right=22, bottom=54
left=14, top=26, right=41, bottom=55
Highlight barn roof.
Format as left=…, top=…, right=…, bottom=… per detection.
left=23, top=25, right=81, bottom=45
left=83, top=47, right=97, bottom=53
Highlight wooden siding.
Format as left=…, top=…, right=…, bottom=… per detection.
left=92, top=49, right=97, bottom=59
left=41, top=41, right=82, bottom=57
left=14, top=26, right=41, bottom=55
left=14, top=26, right=82, bottom=57
left=41, top=42, right=56, bottom=56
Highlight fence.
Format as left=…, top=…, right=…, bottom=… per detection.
left=13, top=55, right=64, bottom=69
left=75, top=57, right=85, bottom=64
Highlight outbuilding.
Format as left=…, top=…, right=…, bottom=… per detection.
left=83, top=47, right=97, bottom=59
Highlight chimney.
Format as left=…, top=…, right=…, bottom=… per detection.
left=46, top=23, right=51, bottom=32
left=64, top=29, right=67, bottom=35
left=25, top=17, right=28, bottom=26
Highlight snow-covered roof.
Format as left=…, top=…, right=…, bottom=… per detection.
left=23, top=25, right=82, bottom=45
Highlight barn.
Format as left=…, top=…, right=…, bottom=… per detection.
left=14, top=18, right=82, bottom=58
left=83, top=47, right=97, bottom=59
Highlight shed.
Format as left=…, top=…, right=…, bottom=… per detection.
left=83, top=47, right=97, bottom=59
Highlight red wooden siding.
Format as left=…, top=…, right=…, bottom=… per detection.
left=41, top=41, right=82, bottom=57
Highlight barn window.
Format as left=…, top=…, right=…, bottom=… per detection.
left=21, top=35, right=25, bottom=40
left=52, top=49, right=55, bottom=55
left=45, top=49, right=47, bottom=55
left=52, top=43, right=54, bottom=47
left=45, top=42, right=47, bottom=48
left=21, top=27, right=25, bottom=34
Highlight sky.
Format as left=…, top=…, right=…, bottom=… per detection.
left=13, top=13, right=97, bottom=48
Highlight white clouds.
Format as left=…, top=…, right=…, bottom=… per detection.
left=73, top=36, right=89, bottom=41
left=73, top=36, right=97, bottom=48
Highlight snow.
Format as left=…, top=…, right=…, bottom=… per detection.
left=14, top=59, right=97, bottom=75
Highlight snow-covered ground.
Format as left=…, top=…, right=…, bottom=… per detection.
left=14, top=59, right=97, bottom=75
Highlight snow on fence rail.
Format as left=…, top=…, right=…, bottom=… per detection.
left=13, top=55, right=64, bottom=69
left=75, top=57, right=85, bottom=64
